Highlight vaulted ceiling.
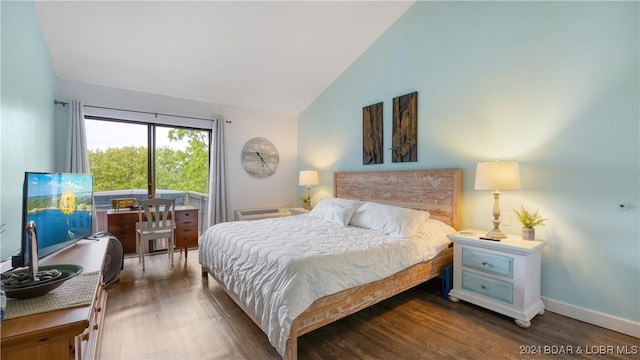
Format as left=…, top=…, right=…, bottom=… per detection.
left=34, top=1, right=414, bottom=116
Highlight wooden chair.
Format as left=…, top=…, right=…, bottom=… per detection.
left=136, top=198, right=176, bottom=271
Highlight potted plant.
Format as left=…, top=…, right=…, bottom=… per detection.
left=300, top=194, right=311, bottom=210
left=513, top=206, right=546, bottom=240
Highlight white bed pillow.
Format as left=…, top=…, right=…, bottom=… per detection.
left=309, top=198, right=362, bottom=226
left=349, top=201, right=429, bottom=237
left=412, top=218, right=455, bottom=248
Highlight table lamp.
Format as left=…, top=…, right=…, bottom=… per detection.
left=474, top=161, right=521, bottom=239
left=298, top=170, right=319, bottom=210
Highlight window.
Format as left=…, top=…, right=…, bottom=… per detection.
left=85, top=117, right=211, bottom=233
left=154, top=126, right=210, bottom=196
left=85, top=120, right=149, bottom=194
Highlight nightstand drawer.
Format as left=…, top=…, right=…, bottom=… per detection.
left=462, top=247, right=513, bottom=278
left=462, top=270, right=513, bottom=304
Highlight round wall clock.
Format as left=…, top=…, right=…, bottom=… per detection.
left=241, top=137, right=279, bottom=178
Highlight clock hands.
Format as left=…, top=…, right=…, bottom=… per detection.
left=256, top=152, right=271, bottom=169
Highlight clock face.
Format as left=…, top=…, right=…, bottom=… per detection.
left=241, top=137, right=279, bottom=178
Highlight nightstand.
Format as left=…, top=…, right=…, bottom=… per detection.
left=289, top=207, right=310, bottom=215
left=447, top=229, right=545, bottom=328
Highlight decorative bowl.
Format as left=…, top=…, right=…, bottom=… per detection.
left=1, top=264, right=84, bottom=299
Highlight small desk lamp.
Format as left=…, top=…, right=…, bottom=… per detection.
left=298, top=170, right=319, bottom=210
left=474, top=161, right=521, bottom=239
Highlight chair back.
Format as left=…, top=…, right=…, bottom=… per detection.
left=137, top=198, right=175, bottom=230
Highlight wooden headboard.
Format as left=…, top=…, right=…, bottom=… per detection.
left=334, top=168, right=462, bottom=230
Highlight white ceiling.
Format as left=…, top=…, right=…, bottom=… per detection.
left=34, top=1, right=414, bottom=117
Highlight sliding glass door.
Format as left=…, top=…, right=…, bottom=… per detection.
left=85, top=120, right=148, bottom=202
left=154, top=126, right=210, bottom=197
left=85, top=118, right=210, bottom=233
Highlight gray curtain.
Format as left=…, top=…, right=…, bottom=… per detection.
left=206, top=118, right=228, bottom=228
left=68, top=101, right=90, bottom=173
left=67, top=101, right=95, bottom=232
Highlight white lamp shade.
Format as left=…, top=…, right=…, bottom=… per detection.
left=298, top=170, right=319, bottom=186
left=474, top=161, right=522, bottom=191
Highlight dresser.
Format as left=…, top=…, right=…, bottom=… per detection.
left=107, top=206, right=199, bottom=258
left=447, top=230, right=545, bottom=328
left=1, top=238, right=109, bottom=360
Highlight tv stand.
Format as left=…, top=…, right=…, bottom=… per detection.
left=1, top=238, right=109, bottom=360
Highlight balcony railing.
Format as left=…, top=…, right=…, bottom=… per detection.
left=94, top=189, right=209, bottom=236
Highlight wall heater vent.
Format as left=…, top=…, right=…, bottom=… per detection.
left=234, top=207, right=291, bottom=221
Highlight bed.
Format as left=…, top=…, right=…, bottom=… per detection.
left=199, top=168, right=462, bottom=360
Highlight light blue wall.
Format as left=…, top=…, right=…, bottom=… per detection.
left=0, top=1, right=56, bottom=261
left=298, top=2, right=639, bottom=325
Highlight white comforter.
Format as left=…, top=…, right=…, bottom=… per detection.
left=198, top=214, right=446, bottom=355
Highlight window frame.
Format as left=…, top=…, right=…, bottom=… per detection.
left=85, top=115, right=212, bottom=199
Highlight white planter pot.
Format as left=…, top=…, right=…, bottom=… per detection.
left=522, top=228, right=535, bottom=240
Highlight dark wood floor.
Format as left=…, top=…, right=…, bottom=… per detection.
left=99, top=249, right=639, bottom=359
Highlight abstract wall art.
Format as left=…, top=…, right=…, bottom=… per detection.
left=391, top=92, right=417, bottom=162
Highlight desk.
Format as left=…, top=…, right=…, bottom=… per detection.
left=1, top=238, right=109, bottom=360
left=107, top=206, right=199, bottom=258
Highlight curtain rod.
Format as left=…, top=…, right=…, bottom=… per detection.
left=54, top=100, right=231, bottom=124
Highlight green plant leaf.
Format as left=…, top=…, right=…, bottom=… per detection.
left=513, top=206, right=547, bottom=228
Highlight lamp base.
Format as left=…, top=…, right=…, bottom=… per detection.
left=486, top=190, right=507, bottom=239
left=486, top=227, right=507, bottom=239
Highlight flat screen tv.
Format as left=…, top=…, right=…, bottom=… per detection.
left=11, top=172, right=94, bottom=268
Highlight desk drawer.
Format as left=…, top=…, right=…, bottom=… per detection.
left=175, top=225, right=198, bottom=247
left=176, top=224, right=198, bottom=236
left=462, top=270, right=513, bottom=304
left=462, top=247, right=513, bottom=278
left=106, top=212, right=138, bottom=225
left=175, top=210, right=198, bottom=222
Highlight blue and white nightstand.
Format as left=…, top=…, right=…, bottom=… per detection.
left=289, top=207, right=310, bottom=215
left=447, top=229, right=545, bottom=328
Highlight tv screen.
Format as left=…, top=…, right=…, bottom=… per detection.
left=12, top=172, right=94, bottom=268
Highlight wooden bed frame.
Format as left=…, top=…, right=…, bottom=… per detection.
left=202, top=168, right=462, bottom=360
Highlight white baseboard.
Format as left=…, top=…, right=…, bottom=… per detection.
left=542, top=297, right=640, bottom=338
